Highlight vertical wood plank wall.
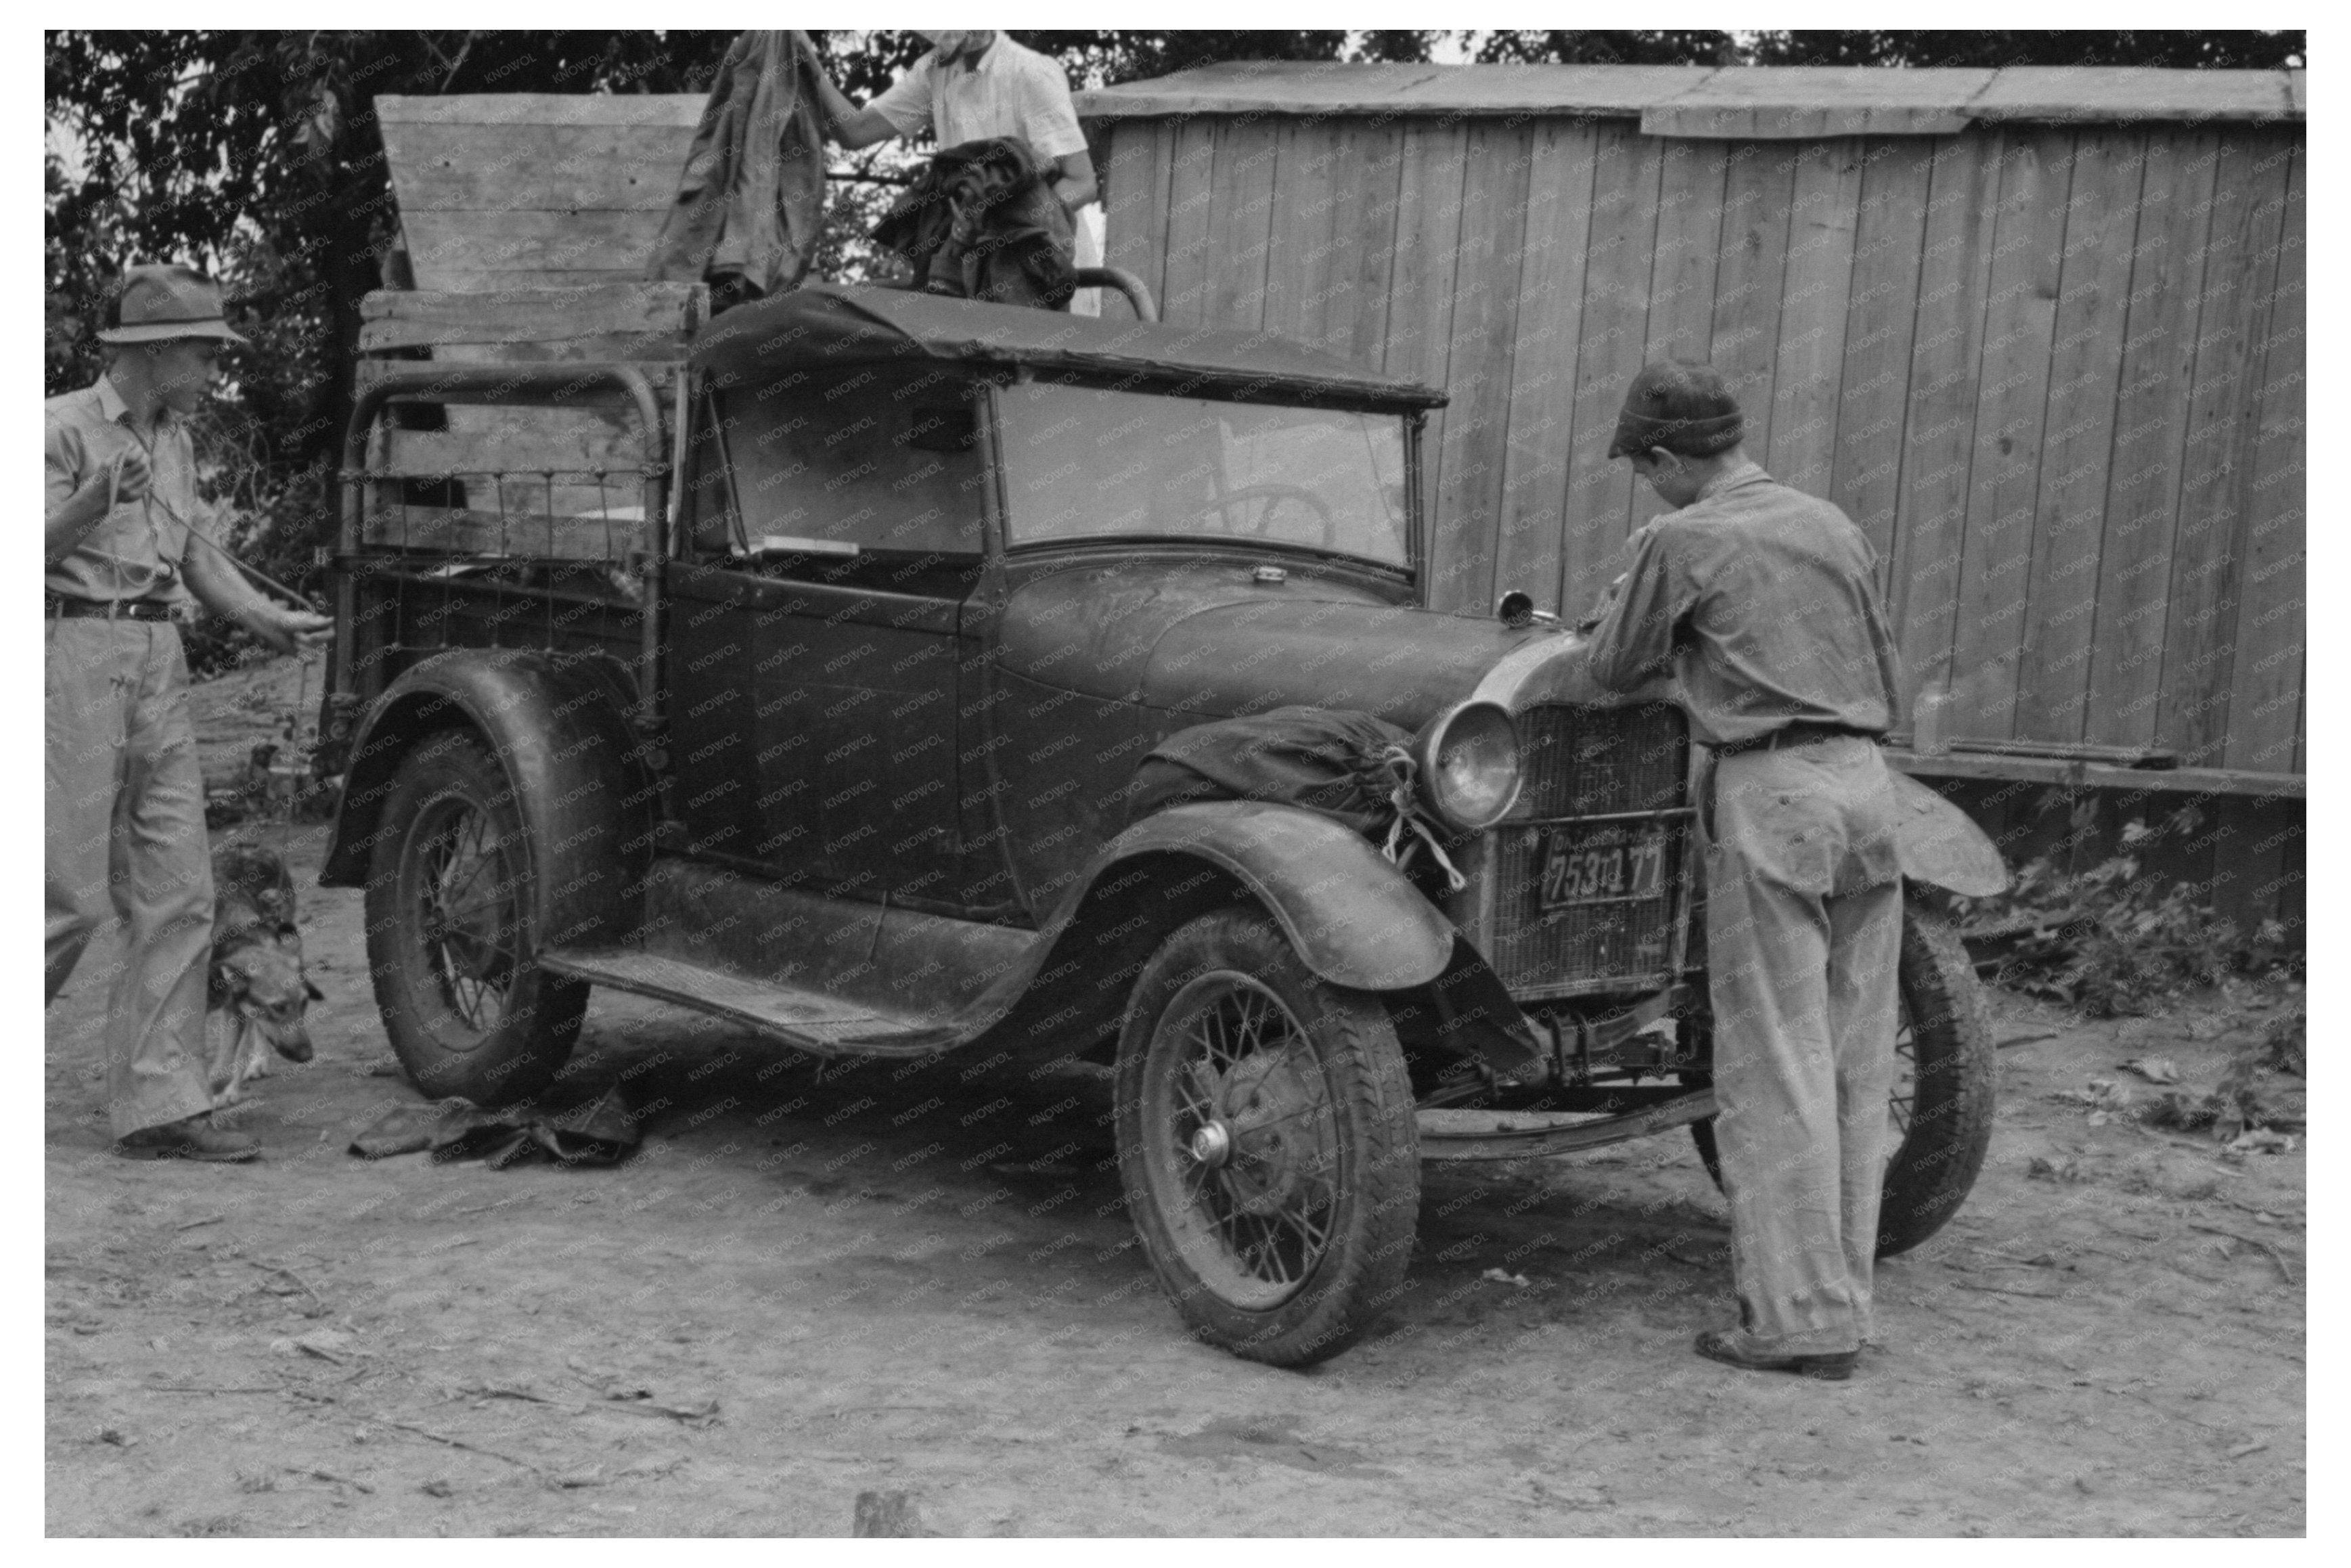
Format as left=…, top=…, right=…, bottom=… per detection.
left=1103, top=114, right=2305, bottom=774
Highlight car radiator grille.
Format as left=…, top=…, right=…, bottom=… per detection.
left=1485, top=702, right=1693, bottom=997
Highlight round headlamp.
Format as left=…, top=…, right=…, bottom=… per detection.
left=1414, top=701, right=1522, bottom=832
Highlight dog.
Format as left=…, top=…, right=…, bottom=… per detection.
left=206, top=843, right=321, bottom=1106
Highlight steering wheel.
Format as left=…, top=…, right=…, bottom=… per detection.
left=1215, top=484, right=1337, bottom=550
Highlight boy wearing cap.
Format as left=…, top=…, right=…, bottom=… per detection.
left=45, top=263, right=331, bottom=1162
left=1577, top=362, right=1906, bottom=1380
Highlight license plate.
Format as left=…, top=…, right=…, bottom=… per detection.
left=1538, top=823, right=1670, bottom=909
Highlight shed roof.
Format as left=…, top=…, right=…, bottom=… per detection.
left=1075, top=62, right=2303, bottom=137
left=690, top=284, right=1446, bottom=409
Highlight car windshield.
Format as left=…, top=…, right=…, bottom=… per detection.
left=993, top=382, right=1411, bottom=567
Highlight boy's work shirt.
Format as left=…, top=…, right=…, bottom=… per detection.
left=1580, top=468, right=1904, bottom=748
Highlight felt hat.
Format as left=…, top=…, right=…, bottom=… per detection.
left=97, top=264, right=248, bottom=345
left=1607, top=361, right=1743, bottom=460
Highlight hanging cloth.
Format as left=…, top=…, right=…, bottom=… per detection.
left=646, top=30, right=830, bottom=300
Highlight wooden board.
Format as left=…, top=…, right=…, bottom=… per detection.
left=1102, top=120, right=1176, bottom=312
left=1706, top=140, right=1797, bottom=462
left=376, top=93, right=707, bottom=128
left=401, top=208, right=672, bottom=284
left=1765, top=139, right=1864, bottom=495
left=2224, top=143, right=2305, bottom=774
left=361, top=503, right=647, bottom=560
left=1557, top=123, right=1663, bottom=614
left=1887, top=133, right=2004, bottom=707
left=1329, top=122, right=1408, bottom=372
left=1952, top=129, right=2074, bottom=744
left=1258, top=118, right=1343, bottom=347
left=2153, top=133, right=2295, bottom=765
left=1490, top=121, right=1602, bottom=617
left=1156, top=116, right=1222, bottom=328
left=371, top=422, right=662, bottom=483
left=2082, top=130, right=2222, bottom=748
left=1202, top=117, right=1282, bottom=332
left=1829, top=139, right=1937, bottom=569
left=1641, top=67, right=1991, bottom=139
left=1078, top=62, right=1715, bottom=120
left=1381, top=121, right=1471, bottom=570
left=360, top=283, right=703, bottom=351
left=1968, top=67, right=2299, bottom=125
left=376, top=121, right=696, bottom=214
left=2011, top=129, right=2146, bottom=746
left=1077, top=64, right=2300, bottom=127
left=1428, top=119, right=1536, bottom=613
left=1627, top=137, right=1725, bottom=535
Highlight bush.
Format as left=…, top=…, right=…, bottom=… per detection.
left=1950, top=807, right=2298, bottom=1016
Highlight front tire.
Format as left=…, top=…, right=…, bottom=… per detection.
left=1688, top=899, right=1995, bottom=1258
left=365, top=732, right=585, bottom=1105
left=1115, top=909, right=1420, bottom=1367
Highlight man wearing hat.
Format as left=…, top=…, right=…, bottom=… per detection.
left=1577, top=361, right=1906, bottom=1380
left=45, top=263, right=331, bottom=1161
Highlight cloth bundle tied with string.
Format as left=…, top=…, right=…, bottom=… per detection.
left=1125, top=706, right=1466, bottom=890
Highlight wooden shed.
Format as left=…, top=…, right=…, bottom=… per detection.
left=1076, top=64, right=2306, bottom=800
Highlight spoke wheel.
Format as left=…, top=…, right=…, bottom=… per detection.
left=1686, top=898, right=1995, bottom=1258
left=1117, top=910, right=1418, bottom=1366
left=365, top=732, right=585, bottom=1104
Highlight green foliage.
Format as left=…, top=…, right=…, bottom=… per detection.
left=1951, top=807, right=2298, bottom=1017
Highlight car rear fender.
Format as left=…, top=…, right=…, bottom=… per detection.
left=319, top=650, right=655, bottom=948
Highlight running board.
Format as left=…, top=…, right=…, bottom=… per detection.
left=539, top=947, right=956, bottom=1058
left=1416, top=1090, right=1716, bottom=1162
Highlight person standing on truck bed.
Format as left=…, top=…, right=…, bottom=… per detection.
left=45, top=263, right=332, bottom=1162
left=1577, top=362, right=1906, bottom=1381
left=800, top=28, right=1106, bottom=310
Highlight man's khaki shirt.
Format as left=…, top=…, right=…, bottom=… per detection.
left=1580, top=468, right=1904, bottom=748
left=44, top=375, right=213, bottom=604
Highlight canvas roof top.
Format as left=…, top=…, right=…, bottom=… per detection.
left=689, top=284, right=1446, bottom=409
left=1075, top=62, right=2304, bottom=137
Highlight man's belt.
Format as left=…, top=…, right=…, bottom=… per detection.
left=46, top=593, right=179, bottom=624
left=1710, top=721, right=1881, bottom=757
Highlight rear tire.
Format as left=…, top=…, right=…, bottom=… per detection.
left=1688, top=899, right=1995, bottom=1258
left=365, top=732, right=585, bottom=1105
left=1115, top=909, right=1419, bottom=1367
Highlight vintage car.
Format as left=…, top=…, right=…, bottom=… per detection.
left=319, top=281, right=2005, bottom=1366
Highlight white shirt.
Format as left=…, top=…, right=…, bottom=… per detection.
left=869, top=34, right=1104, bottom=310
left=868, top=34, right=1088, bottom=159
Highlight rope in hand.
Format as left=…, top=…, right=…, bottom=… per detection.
left=110, top=446, right=326, bottom=617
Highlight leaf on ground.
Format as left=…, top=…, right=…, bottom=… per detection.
left=2120, top=1056, right=2180, bottom=1084
left=2026, top=1156, right=2084, bottom=1184
left=1479, top=1268, right=1532, bottom=1287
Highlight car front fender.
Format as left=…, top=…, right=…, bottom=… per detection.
left=1081, top=801, right=1458, bottom=992
left=318, top=652, right=655, bottom=953
left=1889, top=771, right=2011, bottom=897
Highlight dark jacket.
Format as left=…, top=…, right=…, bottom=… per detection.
left=872, top=137, right=1077, bottom=311
left=646, top=30, right=828, bottom=300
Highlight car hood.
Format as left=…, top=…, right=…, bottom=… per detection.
left=993, top=560, right=1554, bottom=732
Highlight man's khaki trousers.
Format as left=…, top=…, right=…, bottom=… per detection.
left=45, top=616, right=217, bottom=1138
left=1703, top=736, right=1905, bottom=1356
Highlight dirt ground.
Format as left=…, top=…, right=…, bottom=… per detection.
left=43, top=674, right=2306, bottom=1538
